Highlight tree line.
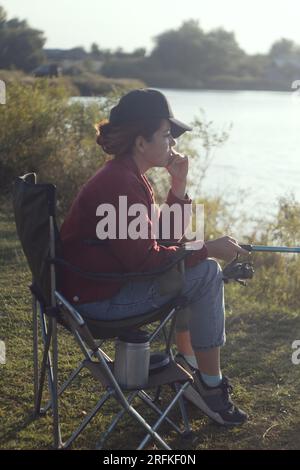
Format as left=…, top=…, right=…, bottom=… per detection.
left=1, top=5, right=300, bottom=91
left=0, top=6, right=45, bottom=71
left=101, top=20, right=300, bottom=90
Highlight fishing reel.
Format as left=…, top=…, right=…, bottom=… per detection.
left=222, top=242, right=300, bottom=286
left=223, top=254, right=254, bottom=286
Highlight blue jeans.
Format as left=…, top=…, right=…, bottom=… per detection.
left=77, top=258, right=225, bottom=351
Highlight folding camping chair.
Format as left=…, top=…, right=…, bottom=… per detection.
left=13, top=173, right=194, bottom=450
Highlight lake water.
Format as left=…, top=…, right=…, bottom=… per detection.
left=160, top=88, right=300, bottom=223
left=79, top=89, right=300, bottom=226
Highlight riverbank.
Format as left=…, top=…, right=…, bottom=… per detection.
left=1, top=68, right=296, bottom=98
left=0, top=69, right=145, bottom=96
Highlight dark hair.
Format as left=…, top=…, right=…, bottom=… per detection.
left=95, top=118, right=163, bottom=158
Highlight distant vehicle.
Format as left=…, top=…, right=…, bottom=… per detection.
left=33, top=64, right=62, bottom=78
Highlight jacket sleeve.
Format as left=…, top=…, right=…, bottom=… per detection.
left=158, top=189, right=193, bottom=243
left=96, top=178, right=207, bottom=274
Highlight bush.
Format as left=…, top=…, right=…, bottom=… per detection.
left=206, top=74, right=277, bottom=91
left=226, top=195, right=300, bottom=311
left=70, top=72, right=144, bottom=96
left=0, top=80, right=119, bottom=216
left=0, top=69, right=78, bottom=94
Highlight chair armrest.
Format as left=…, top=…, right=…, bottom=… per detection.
left=50, top=246, right=188, bottom=283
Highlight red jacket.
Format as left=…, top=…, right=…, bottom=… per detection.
left=60, top=156, right=208, bottom=304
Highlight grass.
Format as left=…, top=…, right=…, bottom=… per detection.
left=1, top=198, right=300, bottom=450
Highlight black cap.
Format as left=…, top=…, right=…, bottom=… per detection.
left=109, top=88, right=192, bottom=138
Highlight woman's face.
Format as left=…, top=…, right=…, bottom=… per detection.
left=142, top=119, right=176, bottom=168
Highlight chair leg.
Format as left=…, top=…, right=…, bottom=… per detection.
left=35, top=303, right=55, bottom=413
left=94, top=351, right=172, bottom=450
left=34, top=319, right=52, bottom=415
left=96, top=391, right=139, bottom=449
left=42, top=343, right=108, bottom=414
left=42, top=359, right=85, bottom=414
left=96, top=387, right=188, bottom=450
left=174, top=383, right=193, bottom=437
left=51, top=317, right=63, bottom=448
left=36, top=304, right=63, bottom=448
left=137, top=381, right=190, bottom=450
left=126, top=405, right=171, bottom=450
left=63, top=389, right=114, bottom=449
left=32, top=296, right=39, bottom=413
left=138, top=390, right=182, bottom=434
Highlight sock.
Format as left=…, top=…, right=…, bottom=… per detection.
left=183, top=354, right=198, bottom=370
left=182, top=354, right=223, bottom=387
left=200, top=371, right=222, bottom=388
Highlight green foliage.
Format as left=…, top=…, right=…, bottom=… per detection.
left=90, top=42, right=103, bottom=59
left=0, top=69, right=79, bottom=94
left=0, top=80, right=115, bottom=215
left=225, top=195, right=300, bottom=312
left=70, top=72, right=144, bottom=96
left=0, top=6, right=45, bottom=72
left=151, top=20, right=207, bottom=77
left=152, top=22, right=245, bottom=80
left=269, top=38, right=300, bottom=59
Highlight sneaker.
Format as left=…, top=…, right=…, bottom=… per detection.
left=176, top=353, right=248, bottom=426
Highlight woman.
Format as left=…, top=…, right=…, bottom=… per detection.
left=60, top=88, right=248, bottom=426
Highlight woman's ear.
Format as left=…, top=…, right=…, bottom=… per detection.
left=135, top=135, right=146, bottom=154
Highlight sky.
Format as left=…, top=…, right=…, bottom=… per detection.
left=1, top=0, right=300, bottom=55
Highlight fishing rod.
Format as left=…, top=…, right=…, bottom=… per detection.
left=241, top=244, right=300, bottom=254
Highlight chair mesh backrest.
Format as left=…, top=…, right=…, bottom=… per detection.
left=13, top=173, right=61, bottom=306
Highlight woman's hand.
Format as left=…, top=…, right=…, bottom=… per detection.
left=166, top=150, right=189, bottom=199
left=206, top=236, right=249, bottom=262
left=166, top=150, right=189, bottom=181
